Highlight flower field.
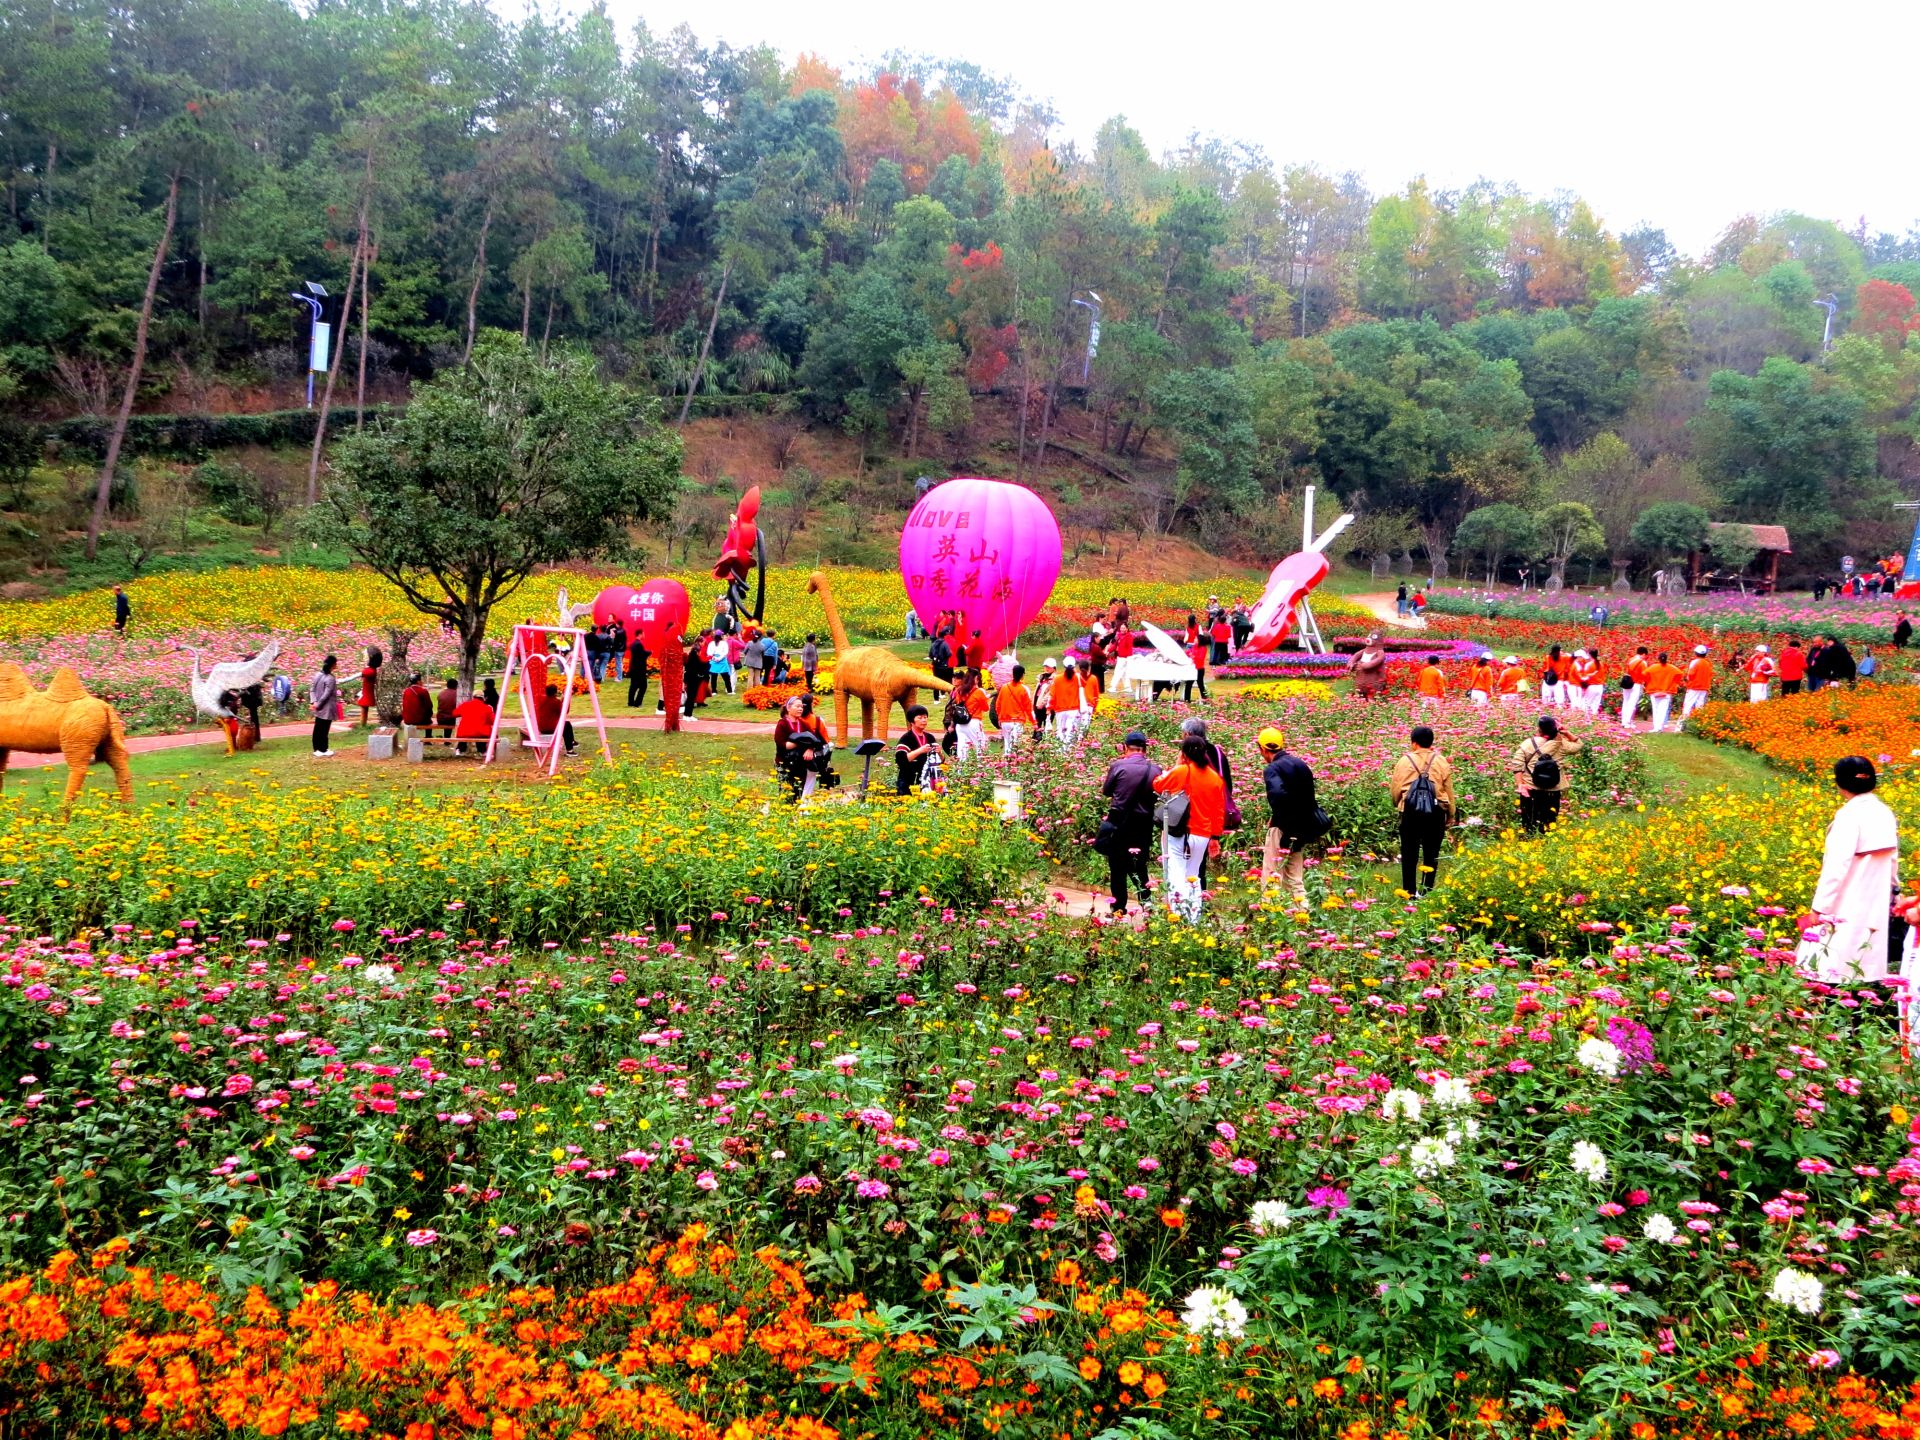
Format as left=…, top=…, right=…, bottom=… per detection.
left=0, top=764, right=1037, bottom=943
left=1692, top=687, right=1920, bottom=779
left=1424, top=588, right=1913, bottom=647
left=957, top=693, right=1648, bottom=874
left=1428, top=776, right=1920, bottom=951
left=0, top=566, right=1282, bottom=653
left=0, top=842, right=1915, bottom=1435
left=1, top=567, right=1919, bottom=1437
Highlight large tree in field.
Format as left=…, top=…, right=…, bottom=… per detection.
left=315, top=334, right=682, bottom=697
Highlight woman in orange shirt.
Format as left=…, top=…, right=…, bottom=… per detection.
left=1151, top=736, right=1227, bottom=920
left=996, top=662, right=1036, bottom=753
left=1466, top=654, right=1494, bottom=705
left=1497, top=656, right=1525, bottom=707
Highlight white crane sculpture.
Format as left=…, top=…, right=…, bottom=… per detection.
left=179, top=641, right=280, bottom=753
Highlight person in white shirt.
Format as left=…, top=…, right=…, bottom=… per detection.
left=1798, top=756, right=1900, bottom=983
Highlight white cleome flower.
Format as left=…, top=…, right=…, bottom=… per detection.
left=1641, top=1212, right=1679, bottom=1244
left=1409, top=1136, right=1458, bottom=1179
left=1429, top=1076, right=1475, bottom=1111
left=1249, top=1200, right=1292, bottom=1236
left=1443, top=1119, right=1481, bottom=1147
left=1576, top=1037, right=1623, bottom=1078
left=362, top=963, right=397, bottom=985
left=1768, top=1266, right=1825, bottom=1316
left=1181, top=1285, right=1250, bottom=1340
left=1382, top=1087, right=1424, bottom=1122
left=1569, top=1141, right=1609, bottom=1183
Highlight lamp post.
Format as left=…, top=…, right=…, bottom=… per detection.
left=1070, top=290, right=1102, bottom=382
left=289, top=280, right=329, bottom=407
left=1814, top=293, right=1839, bottom=354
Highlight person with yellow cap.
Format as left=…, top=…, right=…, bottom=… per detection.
left=1257, top=726, right=1322, bottom=904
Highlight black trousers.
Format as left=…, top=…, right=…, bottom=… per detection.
left=311, top=716, right=332, bottom=753
left=628, top=667, right=649, bottom=708
left=1782, top=679, right=1802, bottom=695
left=1519, top=788, right=1561, bottom=834
left=1105, top=821, right=1154, bottom=911
left=560, top=721, right=576, bottom=752
left=1399, top=813, right=1445, bottom=894
left=1182, top=672, right=1209, bottom=702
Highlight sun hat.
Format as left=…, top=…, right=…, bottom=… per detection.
left=1755, top=643, right=1769, bottom=653
left=1043, top=657, right=1058, bottom=668
left=1257, top=727, right=1286, bottom=750
left=1694, top=644, right=1709, bottom=655
left=1504, top=655, right=1519, bottom=665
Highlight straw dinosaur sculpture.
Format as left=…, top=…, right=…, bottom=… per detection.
left=805, top=571, right=950, bottom=744
left=0, top=663, right=133, bottom=807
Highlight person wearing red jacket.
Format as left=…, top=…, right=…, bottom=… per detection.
left=1622, top=647, right=1651, bottom=727
left=1681, top=645, right=1714, bottom=725
left=1778, top=638, right=1807, bottom=695
left=1466, top=655, right=1494, bottom=705
left=1745, top=645, right=1776, bottom=704
left=534, top=683, right=578, bottom=756
left=1568, top=649, right=1603, bottom=715
left=400, top=674, right=434, bottom=728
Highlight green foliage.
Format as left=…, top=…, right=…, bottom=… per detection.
left=315, top=334, right=681, bottom=686
left=1453, top=502, right=1541, bottom=579
left=1629, top=501, right=1710, bottom=563
left=1693, top=357, right=1878, bottom=534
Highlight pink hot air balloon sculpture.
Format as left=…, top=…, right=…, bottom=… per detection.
left=900, top=478, right=1061, bottom=660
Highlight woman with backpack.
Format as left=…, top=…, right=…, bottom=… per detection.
left=1390, top=724, right=1455, bottom=896
left=1511, top=714, right=1583, bottom=834
left=1151, top=735, right=1228, bottom=920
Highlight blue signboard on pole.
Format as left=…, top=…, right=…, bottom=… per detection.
left=1904, top=513, right=1920, bottom=584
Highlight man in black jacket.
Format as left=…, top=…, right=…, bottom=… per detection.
left=1099, top=730, right=1161, bottom=914
left=1258, top=727, right=1319, bottom=904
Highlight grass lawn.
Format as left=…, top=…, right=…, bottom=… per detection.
left=0, top=722, right=775, bottom=813
left=1637, top=729, right=1783, bottom=801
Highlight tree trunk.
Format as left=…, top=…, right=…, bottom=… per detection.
left=354, top=232, right=373, bottom=430
left=1034, top=368, right=1060, bottom=466
left=677, top=257, right=731, bottom=425
left=40, top=142, right=55, bottom=249
left=86, top=171, right=180, bottom=561
left=461, top=202, right=493, bottom=365
left=196, top=176, right=210, bottom=335
left=1013, top=362, right=1030, bottom=482
left=643, top=143, right=671, bottom=316
left=540, top=291, right=555, bottom=362
left=904, top=385, right=923, bottom=458
left=520, top=263, right=533, bottom=338
left=306, top=191, right=369, bottom=505
left=458, top=610, right=486, bottom=702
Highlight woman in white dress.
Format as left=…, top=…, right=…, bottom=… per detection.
left=1799, top=756, right=1899, bottom=983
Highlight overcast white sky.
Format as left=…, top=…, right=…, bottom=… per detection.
left=591, top=0, right=1920, bottom=259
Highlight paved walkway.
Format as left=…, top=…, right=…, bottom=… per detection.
left=1, top=710, right=776, bottom=769
left=1351, top=592, right=1428, bottom=630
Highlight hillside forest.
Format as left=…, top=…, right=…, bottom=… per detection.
left=3, top=0, right=1920, bottom=586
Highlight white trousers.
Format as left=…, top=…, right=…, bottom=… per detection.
left=1055, top=710, right=1086, bottom=746
left=1469, top=689, right=1489, bottom=706
left=1582, top=684, right=1604, bottom=714
left=1748, top=683, right=1769, bottom=704
left=1000, top=721, right=1025, bottom=754
left=1649, top=694, right=1673, bottom=733
left=955, top=718, right=987, bottom=763
left=1681, top=688, right=1709, bottom=721
left=1498, top=693, right=1519, bottom=708
left=1621, top=684, right=1644, bottom=723
left=1162, top=829, right=1207, bottom=920
left=1543, top=681, right=1566, bottom=707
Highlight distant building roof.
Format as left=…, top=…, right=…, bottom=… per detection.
left=1707, top=521, right=1791, bottom=555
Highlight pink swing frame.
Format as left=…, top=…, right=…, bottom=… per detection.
left=482, top=624, right=613, bottom=774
